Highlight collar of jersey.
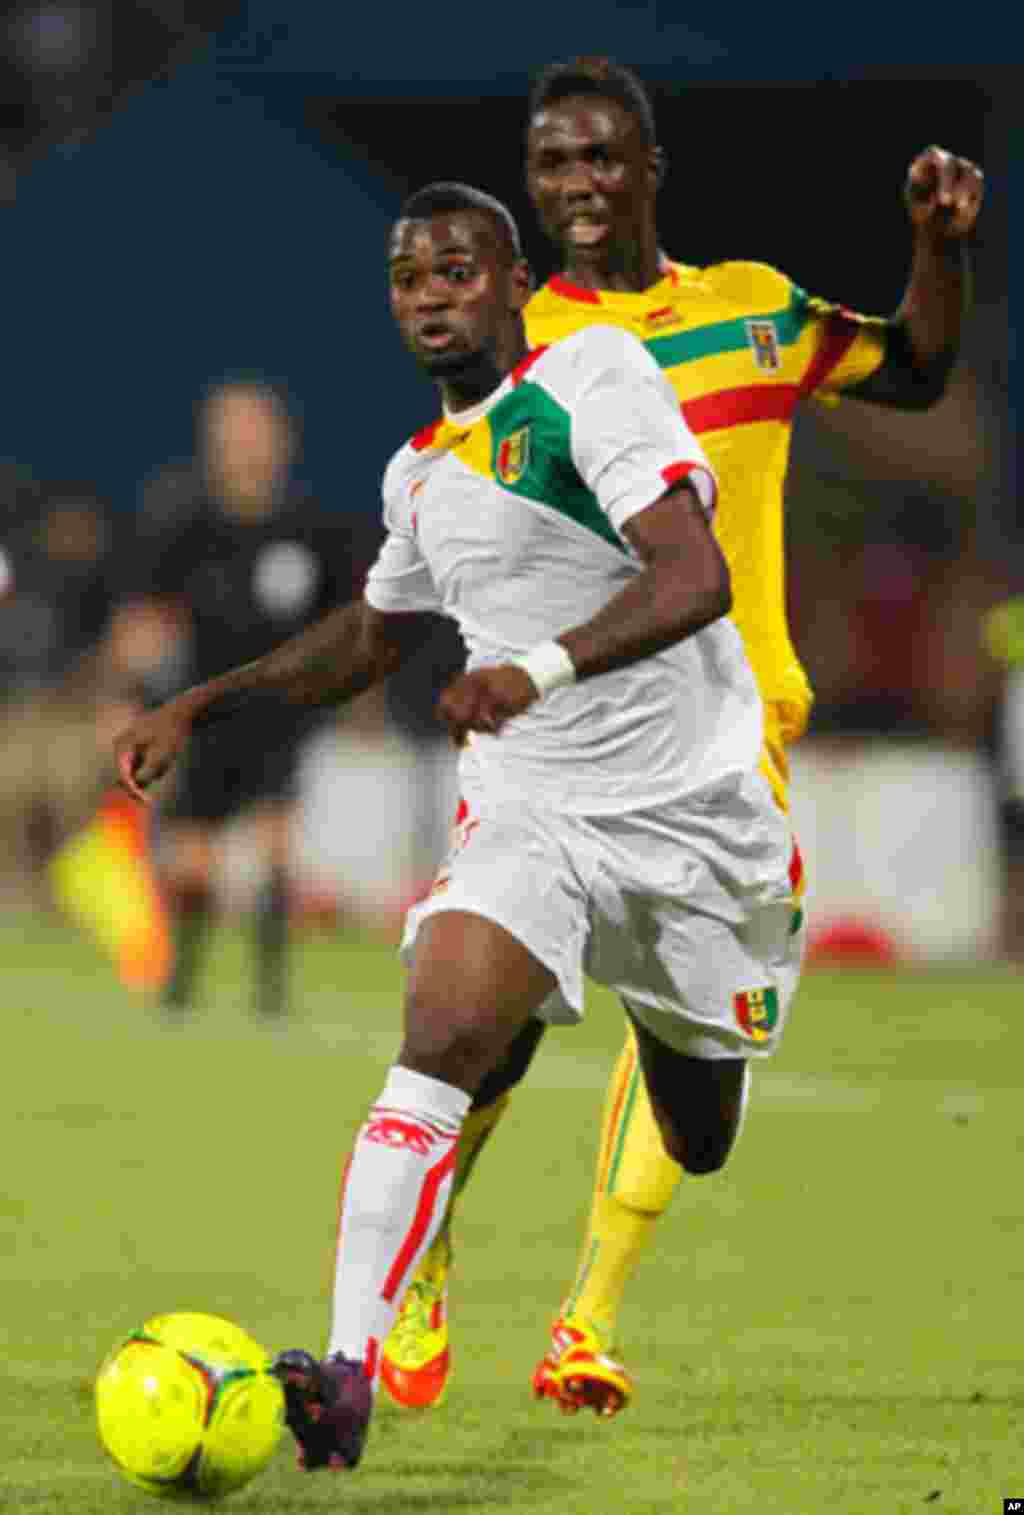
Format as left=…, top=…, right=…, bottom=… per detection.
left=443, top=373, right=514, bottom=429
left=416, top=348, right=550, bottom=456
left=546, top=258, right=696, bottom=312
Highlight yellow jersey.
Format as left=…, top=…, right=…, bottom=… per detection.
left=525, top=260, right=887, bottom=747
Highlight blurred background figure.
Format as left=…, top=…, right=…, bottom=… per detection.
left=116, top=378, right=377, bottom=1017
left=982, top=596, right=1024, bottom=961
left=0, top=483, right=118, bottom=695
left=0, top=482, right=134, bottom=908
left=0, top=5, right=1016, bottom=970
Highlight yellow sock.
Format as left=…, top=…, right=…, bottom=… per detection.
left=420, top=1092, right=511, bottom=1274
left=562, top=1029, right=681, bottom=1345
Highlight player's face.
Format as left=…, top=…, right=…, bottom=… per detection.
left=526, top=96, right=658, bottom=268
left=389, top=212, right=523, bottom=380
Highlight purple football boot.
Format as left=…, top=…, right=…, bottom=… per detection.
left=272, top=1349, right=372, bottom=1470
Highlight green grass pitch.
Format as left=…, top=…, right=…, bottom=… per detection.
left=1, top=912, right=1021, bottom=1513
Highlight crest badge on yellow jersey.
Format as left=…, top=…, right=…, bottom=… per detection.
left=734, top=985, right=780, bottom=1041
left=644, top=303, right=678, bottom=331
left=746, top=319, right=781, bottom=372
left=496, top=427, right=531, bottom=485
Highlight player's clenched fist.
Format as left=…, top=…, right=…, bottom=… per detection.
left=437, top=665, right=539, bottom=745
left=114, top=702, right=194, bottom=802
left=905, top=145, right=983, bottom=239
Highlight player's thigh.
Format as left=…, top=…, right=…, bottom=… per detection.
left=401, top=908, right=557, bottom=1092
left=625, top=1007, right=746, bottom=1175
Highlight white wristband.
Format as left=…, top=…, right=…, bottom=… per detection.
left=511, top=640, right=576, bottom=698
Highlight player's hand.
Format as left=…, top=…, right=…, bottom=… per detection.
left=437, top=665, right=539, bottom=746
left=113, top=702, right=193, bottom=803
left=905, top=145, right=983, bottom=240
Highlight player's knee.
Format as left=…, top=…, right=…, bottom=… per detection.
left=680, top=1141, right=731, bottom=1176
left=399, top=1003, right=502, bottom=1095
left=656, top=1117, right=734, bottom=1175
left=471, top=1017, right=545, bottom=1109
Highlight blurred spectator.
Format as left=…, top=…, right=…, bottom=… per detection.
left=0, top=483, right=120, bottom=694
left=982, top=596, right=1024, bottom=959
left=995, top=665, right=1024, bottom=959
left=785, top=465, right=1015, bottom=961
left=118, top=377, right=379, bottom=1018
left=0, top=629, right=145, bottom=910
left=0, top=459, right=39, bottom=535
left=0, top=481, right=130, bottom=905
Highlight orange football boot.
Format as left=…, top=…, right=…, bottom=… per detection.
left=532, top=1316, right=633, bottom=1417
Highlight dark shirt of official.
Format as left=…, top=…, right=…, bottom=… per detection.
left=131, top=482, right=380, bottom=685
left=132, top=471, right=465, bottom=747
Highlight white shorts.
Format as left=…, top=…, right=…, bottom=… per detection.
left=401, top=767, right=805, bottom=1060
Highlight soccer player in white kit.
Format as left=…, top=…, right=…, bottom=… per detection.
left=115, top=182, right=804, bottom=1474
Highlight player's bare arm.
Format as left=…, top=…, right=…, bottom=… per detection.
left=115, top=600, right=432, bottom=801
left=848, top=144, right=983, bottom=410
left=437, top=480, right=729, bottom=744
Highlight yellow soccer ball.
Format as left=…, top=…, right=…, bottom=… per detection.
left=95, top=1312, right=285, bottom=1501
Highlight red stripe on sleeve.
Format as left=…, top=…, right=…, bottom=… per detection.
left=381, top=1143, right=458, bottom=1304
left=798, top=313, right=861, bottom=399
left=682, top=385, right=799, bottom=433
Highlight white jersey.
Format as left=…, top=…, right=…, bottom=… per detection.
left=365, top=325, right=764, bottom=814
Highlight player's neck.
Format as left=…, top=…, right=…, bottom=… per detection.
left=560, top=228, right=663, bottom=294
left=439, top=335, right=529, bottom=413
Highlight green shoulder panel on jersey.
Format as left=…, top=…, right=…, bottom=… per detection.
left=486, top=382, right=626, bottom=554
left=644, top=282, right=813, bottom=370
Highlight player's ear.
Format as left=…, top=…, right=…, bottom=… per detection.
left=651, top=145, right=667, bottom=191
left=510, top=258, right=534, bottom=311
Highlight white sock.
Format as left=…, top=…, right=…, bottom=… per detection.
left=327, top=1065, right=470, bottom=1384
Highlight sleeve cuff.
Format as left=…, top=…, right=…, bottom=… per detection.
left=604, top=461, right=717, bottom=533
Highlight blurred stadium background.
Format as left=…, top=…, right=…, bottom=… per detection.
left=2, top=7, right=1022, bottom=1513
left=1, top=0, right=1019, bottom=964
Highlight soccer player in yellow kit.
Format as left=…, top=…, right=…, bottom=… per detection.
left=381, top=57, right=984, bottom=1416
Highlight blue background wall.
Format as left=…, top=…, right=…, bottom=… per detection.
left=4, top=1, right=1014, bottom=521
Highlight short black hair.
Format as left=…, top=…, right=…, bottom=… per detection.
left=528, top=56, right=656, bottom=146
left=397, top=181, right=523, bottom=261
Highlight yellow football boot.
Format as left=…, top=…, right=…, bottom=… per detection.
left=380, top=1254, right=450, bottom=1409
left=531, top=1316, right=634, bottom=1417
